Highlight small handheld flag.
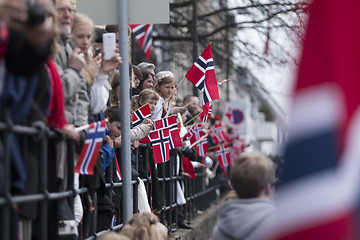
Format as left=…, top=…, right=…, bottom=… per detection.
left=75, top=120, right=106, bottom=175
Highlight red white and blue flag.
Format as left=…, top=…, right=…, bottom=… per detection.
left=209, top=123, right=226, bottom=145
left=216, top=144, right=231, bottom=170
left=132, top=103, right=151, bottom=127
left=262, top=0, right=360, bottom=239
left=185, top=44, right=220, bottom=104
left=75, top=120, right=106, bottom=175
left=217, top=79, right=229, bottom=86
left=155, top=115, right=181, bottom=149
left=196, top=136, right=208, bottom=158
left=151, top=121, right=170, bottom=164
left=188, top=124, right=204, bottom=145
left=200, top=102, right=213, bottom=124
left=130, top=24, right=153, bottom=61
left=115, top=155, right=122, bottom=181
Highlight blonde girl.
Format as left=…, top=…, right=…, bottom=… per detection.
left=152, top=71, right=183, bottom=120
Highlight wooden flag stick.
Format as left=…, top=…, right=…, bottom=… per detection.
left=208, top=142, right=224, bottom=151
left=75, top=119, right=109, bottom=132
left=166, top=76, right=187, bottom=104
left=184, top=111, right=202, bottom=127
left=189, top=133, right=209, bottom=149
left=150, top=125, right=171, bottom=133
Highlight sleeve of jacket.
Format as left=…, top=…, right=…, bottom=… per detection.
left=130, top=123, right=151, bottom=142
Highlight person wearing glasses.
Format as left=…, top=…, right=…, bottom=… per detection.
left=212, top=152, right=276, bottom=240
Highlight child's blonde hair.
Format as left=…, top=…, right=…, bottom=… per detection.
left=132, top=89, right=159, bottom=110
left=153, top=71, right=176, bottom=98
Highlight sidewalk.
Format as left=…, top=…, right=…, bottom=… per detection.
left=168, top=203, right=219, bottom=240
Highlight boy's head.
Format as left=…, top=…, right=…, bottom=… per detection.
left=230, top=152, right=275, bottom=199
left=104, top=106, right=121, bottom=139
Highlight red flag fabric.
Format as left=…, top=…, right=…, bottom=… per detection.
left=216, top=144, right=231, bottom=170
left=182, top=156, right=196, bottom=179
left=130, top=24, right=153, bottom=61
left=132, top=103, right=151, bottom=127
left=262, top=0, right=360, bottom=239
left=185, top=44, right=220, bottom=104
left=75, top=120, right=106, bottom=174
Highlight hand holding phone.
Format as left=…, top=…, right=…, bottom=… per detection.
left=102, top=33, right=116, bottom=60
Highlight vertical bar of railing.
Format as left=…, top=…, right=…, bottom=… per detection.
left=1, top=110, right=11, bottom=240
left=168, top=151, right=174, bottom=229
left=133, top=148, right=139, bottom=213
left=144, top=146, right=150, bottom=197
left=38, top=127, right=48, bottom=240
left=160, top=162, right=166, bottom=224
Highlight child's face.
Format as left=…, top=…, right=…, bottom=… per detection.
left=159, top=83, right=175, bottom=99
left=107, top=121, right=121, bottom=139
left=139, top=98, right=157, bottom=113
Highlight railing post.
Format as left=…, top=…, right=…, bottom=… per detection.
left=0, top=110, right=11, bottom=240
left=38, top=124, right=48, bottom=240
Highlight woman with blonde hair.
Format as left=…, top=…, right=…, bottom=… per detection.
left=72, top=12, right=122, bottom=115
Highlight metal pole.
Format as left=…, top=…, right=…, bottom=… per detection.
left=117, top=0, right=132, bottom=224
left=225, top=0, right=230, bottom=101
left=192, top=0, right=199, bottom=97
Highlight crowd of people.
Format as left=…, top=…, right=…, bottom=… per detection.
left=0, top=0, right=276, bottom=239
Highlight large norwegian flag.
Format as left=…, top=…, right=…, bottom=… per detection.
left=130, top=24, right=153, bottom=61
left=216, top=144, right=231, bottom=170
left=132, top=103, right=151, bottom=127
left=185, top=44, right=220, bottom=104
left=155, top=115, right=182, bottom=149
left=151, top=121, right=170, bottom=164
left=262, top=0, right=360, bottom=239
left=75, top=120, right=106, bottom=175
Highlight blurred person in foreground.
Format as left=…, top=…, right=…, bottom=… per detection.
left=212, top=152, right=276, bottom=240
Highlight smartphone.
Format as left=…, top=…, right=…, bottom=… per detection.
left=102, top=33, right=116, bottom=60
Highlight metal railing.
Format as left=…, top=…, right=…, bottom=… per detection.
left=0, top=109, right=226, bottom=239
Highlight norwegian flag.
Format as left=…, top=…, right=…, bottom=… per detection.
left=130, top=24, right=153, bottom=61
left=262, top=0, right=360, bottom=239
left=155, top=115, right=181, bottom=149
left=151, top=122, right=170, bottom=164
left=200, top=102, right=212, bottom=123
left=225, top=107, right=233, bottom=122
left=196, top=136, right=208, bottom=158
left=75, top=120, right=106, bottom=175
left=188, top=124, right=204, bottom=145
left=209, top=123, right=226, bottom=145
left=132, top=103, right=151, bottom=127
left=185, top=44, right=220, bottom=104
left=216, top=144, right=231, bottom=170
left=115, top=155, right=122, bottom=181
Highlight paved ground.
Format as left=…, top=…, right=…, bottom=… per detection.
left=168, top=203, right=219, bottom=240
